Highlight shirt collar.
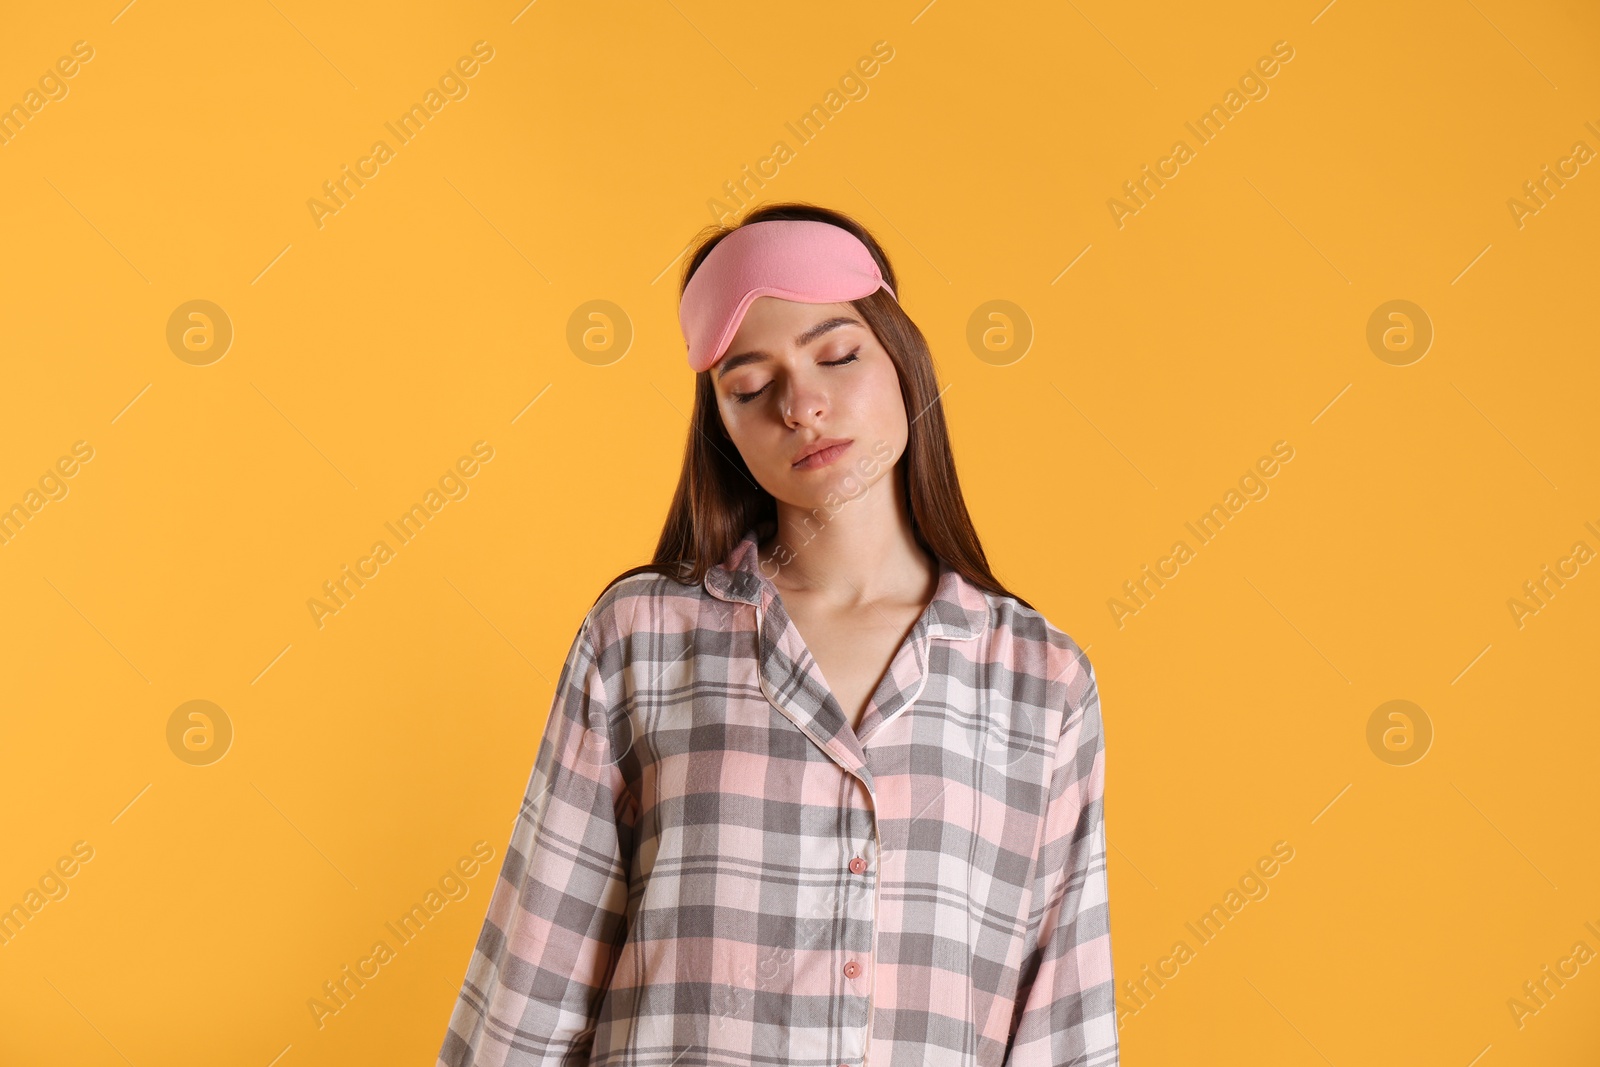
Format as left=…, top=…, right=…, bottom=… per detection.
left=703, top=525, right=991, bottom=642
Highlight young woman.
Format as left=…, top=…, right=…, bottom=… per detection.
left=438, top=204, right=1119, bottom=1066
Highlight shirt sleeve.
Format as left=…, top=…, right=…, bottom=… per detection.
left=1003, top=655, right=1120, bottom=1066
left=438, top=614, right=637, bottom=1067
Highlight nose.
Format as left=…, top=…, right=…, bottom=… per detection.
left=779, top=370, right=829, bottom=426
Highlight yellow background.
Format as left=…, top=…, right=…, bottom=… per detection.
left=2, top=0, right=1597, bottom=1063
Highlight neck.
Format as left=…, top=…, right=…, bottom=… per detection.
left=759, top=466, right=934, bottom=606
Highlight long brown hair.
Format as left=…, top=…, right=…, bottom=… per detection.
left=598, top=201, right=1033, bottom=612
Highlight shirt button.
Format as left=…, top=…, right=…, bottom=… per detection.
left=843, top=961, right=861, bottom=979
left=849, top=857, right=866, bottom=874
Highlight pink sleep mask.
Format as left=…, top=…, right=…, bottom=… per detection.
left=678, top=219, right=897, bottom=374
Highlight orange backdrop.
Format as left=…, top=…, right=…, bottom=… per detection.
left=2, top=1, right=1597, bottom=1064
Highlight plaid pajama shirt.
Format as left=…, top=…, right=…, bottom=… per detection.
left=438, top=526, right=1118, bottom=1066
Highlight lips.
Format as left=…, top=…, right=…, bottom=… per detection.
left=791, top=437, right=853, bottom=470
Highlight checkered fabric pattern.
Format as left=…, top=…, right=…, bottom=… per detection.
left=438, top=526, right=1118, bottom=1066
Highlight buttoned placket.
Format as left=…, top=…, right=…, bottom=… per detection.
left=749, top=594, right=879, bottom=1065
left=746, top=595, right=946, bottom=1067
left=703, top=530, right=991, bottom=1067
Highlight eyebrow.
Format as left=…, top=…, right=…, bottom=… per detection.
left=715, top=316, right=865, bottom=380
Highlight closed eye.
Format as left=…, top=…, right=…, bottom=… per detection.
left=731, top=348, right=860, bottom=404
